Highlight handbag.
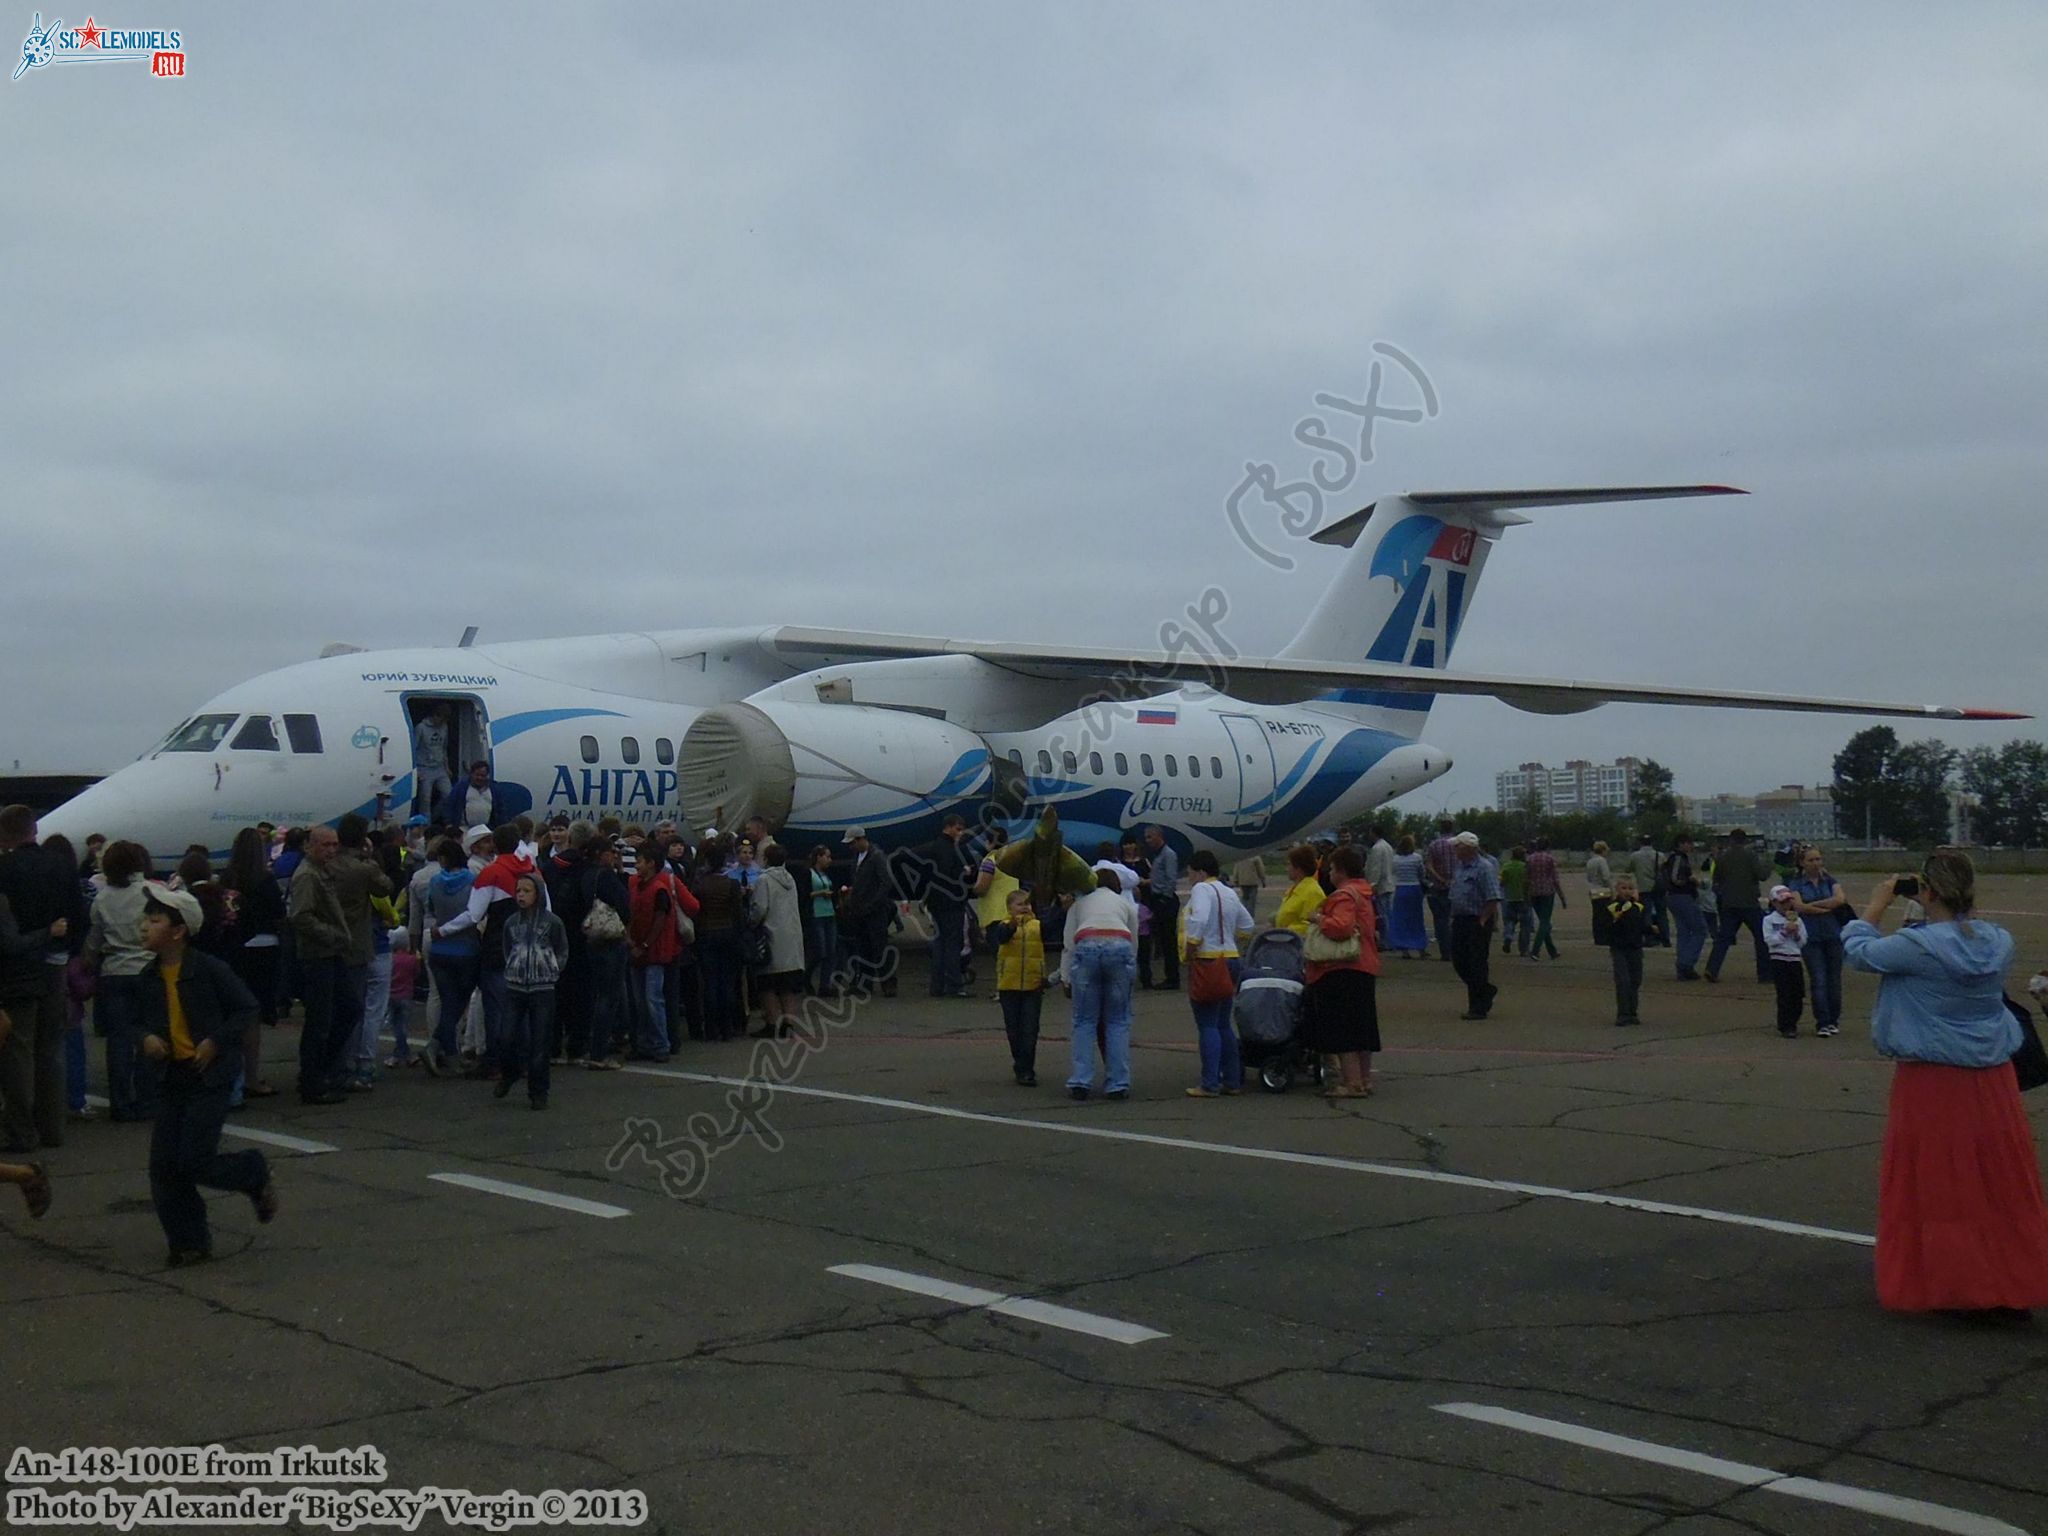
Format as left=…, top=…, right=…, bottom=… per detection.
left=2006, top=996, right=2047, bottom=1093
left=582, top=898, right=626, bottom=945
left=1185, top=887, right=1237, bottom=1004
left=1302, top=889, right=1360, bottom=964
left=659, top=878, right=696, bottom=944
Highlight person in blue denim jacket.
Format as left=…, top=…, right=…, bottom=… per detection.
left=1841, top=850, right=2047, bottom=1318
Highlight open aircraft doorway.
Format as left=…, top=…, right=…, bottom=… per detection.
left=404, top=693, right=491, bottom=820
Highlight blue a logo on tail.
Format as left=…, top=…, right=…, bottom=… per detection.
left=1366, top=515, right=1476, bottom=668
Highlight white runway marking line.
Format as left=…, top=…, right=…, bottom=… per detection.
left=85, top=1095, right=337, bottom=1154
left=828, top=1263, right=1168, bottom=1345
left=628, top=1067, right=1875, bottom=1246
left=1433, top=1404, right=2030, bottom=1536
left=428, top=1173, right=631, bottom=1219
left=222, top=1126, right=339, bottom=1155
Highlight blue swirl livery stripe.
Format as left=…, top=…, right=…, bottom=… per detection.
left=1240, top=738, right=1329, bottom=818
left=789, top=751, right=993, bottom=834
left=491, top=707, right=628, bottom=745
left=1190, top=727, right=1395, bottom=848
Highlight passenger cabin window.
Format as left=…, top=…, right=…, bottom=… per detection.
left=1140, top=753, right=1154, bottom=776
left=1164, top=754, right=1179, bottom=777
left=1089, top=752, right=1103, bottom=775
left=1036, top=750, right=1052, bottom=774
left=230, top=715, right=280, bottom=752
left=1008, top=749, right=1024, bottom=768
left=1188, top=756, right=1201, bottom=780
left=1114, top=753, right=1128, bottom=775
left=162, top=714, right=237, bottom=753
left=655, top=738, right=675, bottom=766
left=283, top=714, right=323, bottom=754
left=621, top=737, right=641, bottom=765
left=580, top=735, right=600, bottom=764
left=1062, top=751, right=1078, bottom=774
left=1211, top=756, right=1225, bottom=779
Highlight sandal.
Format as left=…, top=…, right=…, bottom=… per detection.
left=247, top=1083, right=279, bottom=1098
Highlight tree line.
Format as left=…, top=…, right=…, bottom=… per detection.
left=1833, top=726, right=2048, bottom=847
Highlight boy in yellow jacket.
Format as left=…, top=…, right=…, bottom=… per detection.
left=986, top=890, right=1046, bottom=1086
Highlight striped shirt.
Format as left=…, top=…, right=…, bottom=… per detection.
left=1525, top=850, right=1560, bottom=898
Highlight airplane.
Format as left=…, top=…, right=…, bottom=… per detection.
left=40, top=485, right=2025, bottom=866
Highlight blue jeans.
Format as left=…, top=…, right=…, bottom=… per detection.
left=428, top=949, right=479, bottom=1056
left=928, top=906, right=966, bottom=996
left=1667, top=893, right=1707, bottom=974
left=635, top=963, right=670, bottom=1057
left=356, top=949, right=394, bottom=1072
left=1706, top=905, right=1769, bottom=982
left=1066, top=939, right=1134, bottom=1093
left=1803, top=937, right=1845, bottom=1029
left=499, top=987, right=555, bottom=1101
left=1501, top=900, right=1531, bottom=955
left=805, top=915, right=838, bottom=994
left=1425, top=890, right=1452, bottom=959
left=1192, top=990, right=1241, bottom=1092
left=1643, top=888, right=1669, bottom=945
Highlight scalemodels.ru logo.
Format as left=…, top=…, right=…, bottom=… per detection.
left=13, top=11, right=185, bottom=80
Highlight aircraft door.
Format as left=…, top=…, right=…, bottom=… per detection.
left=1219, top=714, right=1276, bottom=836
left=401, top=693, right=492, bottom=820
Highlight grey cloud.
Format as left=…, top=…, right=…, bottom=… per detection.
left=3, top=0, right=2042, bottom=807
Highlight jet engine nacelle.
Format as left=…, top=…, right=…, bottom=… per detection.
left=678, top=700, right=1020, bottom=844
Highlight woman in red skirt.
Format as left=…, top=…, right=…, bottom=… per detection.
left=1843, top=850, right=2048, bottom=1320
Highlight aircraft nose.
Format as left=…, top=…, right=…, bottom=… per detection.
left=40, top=773, right=147, bottom=854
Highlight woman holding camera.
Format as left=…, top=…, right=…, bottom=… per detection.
left=1842, top=850, right=2048, bottom=1319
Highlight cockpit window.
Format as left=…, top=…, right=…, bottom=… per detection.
left=283, top=714, right=323, bottom=754
left=161, top=714, right=238, bottom=753
left=231, top=715, right=280, bottom=752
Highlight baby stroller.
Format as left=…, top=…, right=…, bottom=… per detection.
left=1233, top=928, right=1319, bottom=1093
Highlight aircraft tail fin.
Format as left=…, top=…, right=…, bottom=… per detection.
left=1279, top=485, right=1744, bottom=734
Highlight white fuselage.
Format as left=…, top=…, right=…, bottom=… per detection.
left=40, top=628, right=1449, bottom=863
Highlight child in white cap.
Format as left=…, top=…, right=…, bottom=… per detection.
left=1762, top=885, right=1807, bottom=1039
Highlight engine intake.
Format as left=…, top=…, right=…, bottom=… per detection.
left=679, top=701, right=1014, bottom=841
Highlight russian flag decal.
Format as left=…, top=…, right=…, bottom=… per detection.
left=1136, top=708, right=1178, bottom=726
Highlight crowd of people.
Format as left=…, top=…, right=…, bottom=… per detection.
left=2, top=797, right=2045, bottom=1321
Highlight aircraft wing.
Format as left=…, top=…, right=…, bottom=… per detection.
left=762, top=626, right=2026, bottom=722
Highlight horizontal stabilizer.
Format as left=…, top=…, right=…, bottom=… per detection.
left=1310, top=485, right=1745, bottom=548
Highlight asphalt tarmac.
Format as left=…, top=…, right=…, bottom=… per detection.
left=6, top=877, right=2047, bottom=1536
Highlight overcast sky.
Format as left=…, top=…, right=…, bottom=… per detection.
left=5, top=2, right=2044, bottom=811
